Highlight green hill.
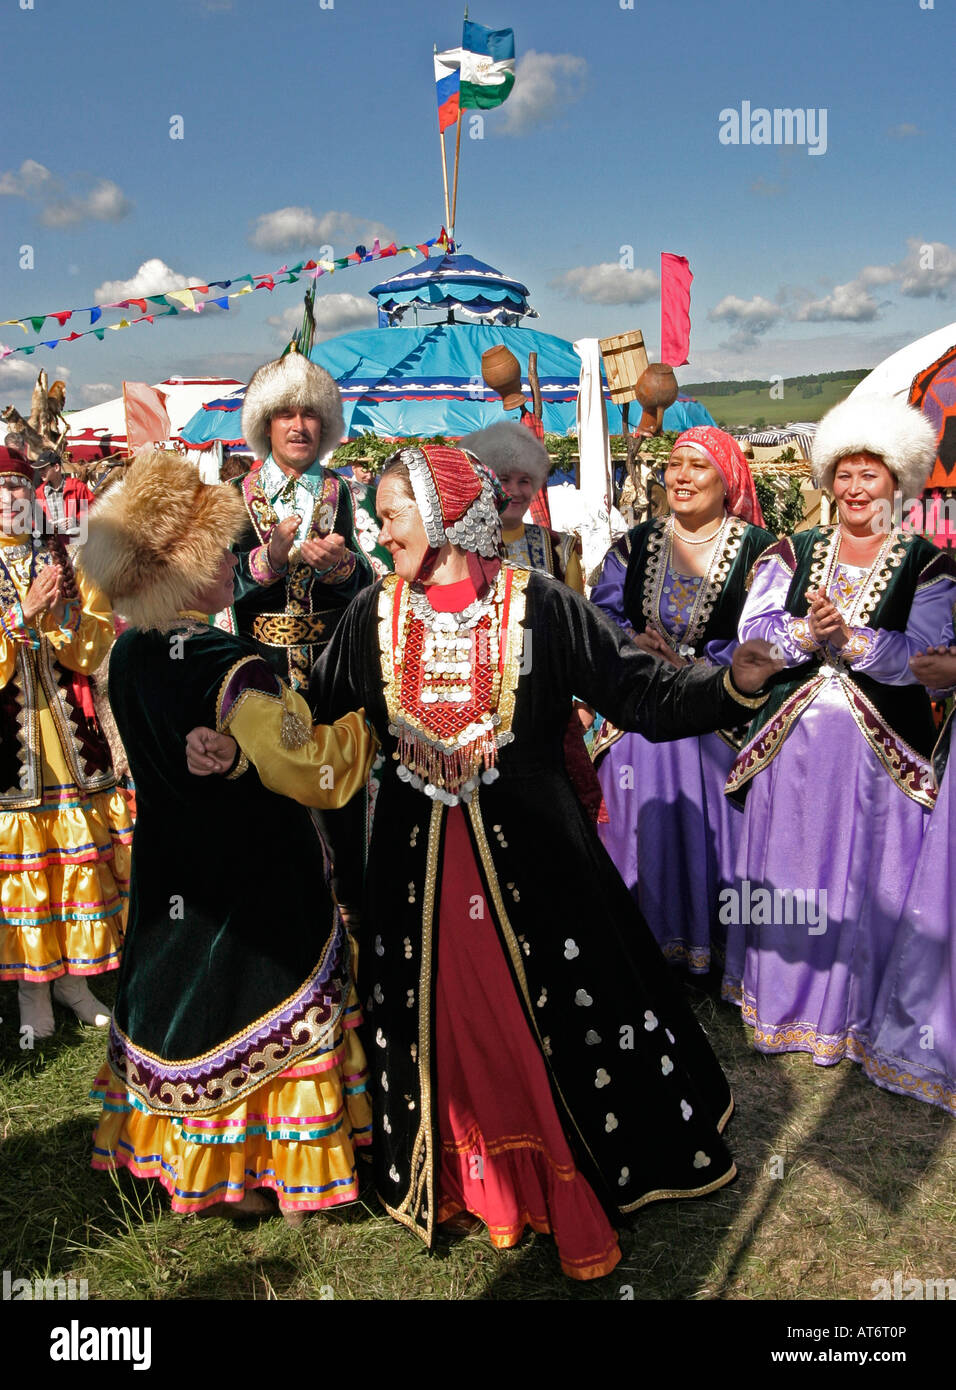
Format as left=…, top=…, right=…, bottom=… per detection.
left=680, top=370, right=869, bottom=430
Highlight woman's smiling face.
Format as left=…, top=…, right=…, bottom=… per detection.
left=376, top=474, right=430, bottom=581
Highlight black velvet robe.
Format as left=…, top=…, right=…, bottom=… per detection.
left=106, top=624, right=350, bottom=1116
left=310, top=567, right=756, bottom=1244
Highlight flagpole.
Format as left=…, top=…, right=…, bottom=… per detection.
left=439, top=129, right=452, bottom=233
left=450, top=107, right=464, bottom=239
left=434, top=46, right=452, bottom=234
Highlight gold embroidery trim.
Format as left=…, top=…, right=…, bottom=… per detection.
left=642, top=516, right=743, bottom=654
left=726, top=676, right=827, bottom=793
left=109, top=919, right=347, bottom=1116
left=252, top=612, right=328, bottom=646
left=839, top=679, right=936, bottom=808
left=215, top=655, right=274, bottom=730
left=385, top=797, right=442, bottom=1244
left=722, top=667, right=768, bottom=710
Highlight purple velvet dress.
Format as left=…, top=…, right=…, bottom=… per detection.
left=723, top=531, right=956, bottom=1068
left=862, top=710, right=956, bottom=1116
left=591, top=518, right=772, bottom=972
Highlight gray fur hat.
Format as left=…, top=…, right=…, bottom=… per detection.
left=459, top=421, right=551, bottom=490
left=811, top=395, right=937, bottom=498
left=241, top=349, right=344, bottom=464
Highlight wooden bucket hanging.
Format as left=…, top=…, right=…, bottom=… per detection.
left=599, top=331, right=649, bottom=404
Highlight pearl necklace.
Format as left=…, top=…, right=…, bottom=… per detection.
left=670, top=517, right=725, bottom=546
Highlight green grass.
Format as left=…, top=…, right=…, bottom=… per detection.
left=1, top=974, right=952, bottom=1302
left=690, top=378, right=861, bottom=430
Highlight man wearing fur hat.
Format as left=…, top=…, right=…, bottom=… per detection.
left=460, top=422, right=585, bottom=593
left=233, top=348, right=372, bottom=690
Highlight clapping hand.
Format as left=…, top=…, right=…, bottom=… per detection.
left=301, top=533, right=346, bottom=574
left=21, top=565, right=63, bottom=625
left=186, top=726, right=238, bottom=776
left=806, top=588, right=850, bottom=649
left=909, top=644, right=956, bottom=691
left=268, top=516, right=302, bottom=571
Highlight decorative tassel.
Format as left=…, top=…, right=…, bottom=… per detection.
left=280, top=708, right=313, bottom=749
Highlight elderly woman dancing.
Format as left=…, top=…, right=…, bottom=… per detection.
left=590, top=427, right=775, bottom=973
left=187, top=444, right=780, bottom=1276
left=722, top=396, right=956, bottom=1069
left=80, top=452, right=375, bottom=1222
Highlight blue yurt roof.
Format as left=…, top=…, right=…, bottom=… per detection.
left=369, top=253, right=537, bottom=325
left=181, top=323, right=714, bottom=446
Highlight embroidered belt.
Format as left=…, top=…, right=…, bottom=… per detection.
left=252, top=613, right=327, bottom=646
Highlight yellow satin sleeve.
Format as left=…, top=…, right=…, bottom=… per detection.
left=39, top=568, right=116, bottom=673
left=564, top=546, right=585, bottom=595
left=0, top=632, right=17, bottom=688
left=222, top=684, right=376, bottom=809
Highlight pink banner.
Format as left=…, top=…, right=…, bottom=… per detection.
left=124, top=381, right=171, bottom=453
left=660, top=252, right=693, bottom=366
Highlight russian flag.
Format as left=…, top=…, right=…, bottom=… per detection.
left=435, top=48, right=462, bottom=132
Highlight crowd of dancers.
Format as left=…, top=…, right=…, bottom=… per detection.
left=1, top=350, right=952, bottom=1281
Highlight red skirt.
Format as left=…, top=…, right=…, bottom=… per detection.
left=435, top=807, right=621, bottom=1280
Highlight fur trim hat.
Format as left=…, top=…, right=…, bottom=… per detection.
left=241, top=349, right=344, bottom=464
left=811, top=395, right=937, bottom=498
left=459, top=421, right=551, bottom=490
left=78, top=450, right=247, bottom=631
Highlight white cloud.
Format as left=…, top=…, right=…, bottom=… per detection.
left=708, top=295, right=784, bottom=349
left=0, top=355, right=46, bottom=391
left=268, top=293, right=377, bottom=344
left=794, top=280, right=884, bottom=323
left=888, top=123, right=923, bottom=139
left=71, top=382, right=116, bottom=407
left=93, top=258, right=205, bottom=304
left=710, top=295, right=785, bottom=328
left=0, top=160, right=132, bottom=227
left=0, top=159, right=55, bottom=197
left=685, top=330, right=912, bottom=383
left=42, top=179, right=133, bottom=228
left=897, top=238, right=956, bottom=298
left=494, top=51, right=587, bottom=135
left=550, top=263, right=659, bottom=305
left=249, top=207, right=395, bottom=254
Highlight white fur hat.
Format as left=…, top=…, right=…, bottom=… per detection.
left=811, top=395, right=937, bottom=498
left=241, top=349, right=344, bottom=464
left=459, top=421, right=551, bottom=490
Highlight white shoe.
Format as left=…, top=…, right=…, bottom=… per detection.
left=17, top=981, right=55, bottom=1038
left=52, top=975, right=111, bottom=1027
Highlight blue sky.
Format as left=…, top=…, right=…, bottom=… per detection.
left=1, top=0, right=954, bottom=414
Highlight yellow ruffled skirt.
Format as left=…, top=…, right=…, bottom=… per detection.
left=0, top=782, right=132, bottom=982
left=91, top=1007, right=372, bottom=1214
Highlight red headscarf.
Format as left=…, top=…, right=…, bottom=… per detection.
left=670, top=426, right=764, bottom=527
left=389, top=444, right=508, bottom=590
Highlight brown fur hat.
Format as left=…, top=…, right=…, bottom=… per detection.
left=77, top=449, right=246, bottom=630
left=241, top=348, right=344, bottom=464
